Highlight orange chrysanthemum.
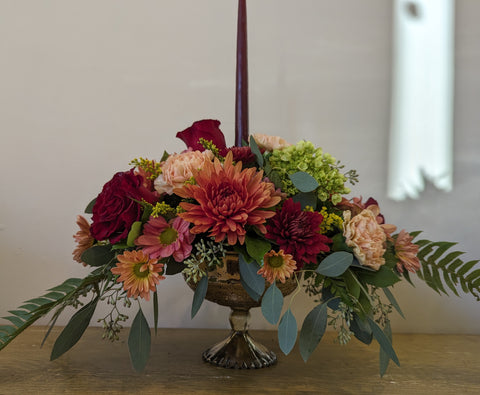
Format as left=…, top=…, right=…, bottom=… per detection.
left=111, top=250, right=165, bottom=300
left=72, top=215, right=94, bottom=265
left=258, top=250, right=297, bottom=284
left=174, top=151, right=281, bottom=245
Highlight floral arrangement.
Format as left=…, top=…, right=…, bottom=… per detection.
left=1, top=119, right=479, bottom=375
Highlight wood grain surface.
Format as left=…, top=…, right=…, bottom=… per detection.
left=0, top=327, right=479, bottom=394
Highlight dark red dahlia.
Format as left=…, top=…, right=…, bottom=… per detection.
left=223, top=146, right=256, bottom=164
left=265, top=198, right=331, bottom=268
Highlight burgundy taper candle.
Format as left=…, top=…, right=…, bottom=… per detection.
left=235, top=0, right=249, bottom=147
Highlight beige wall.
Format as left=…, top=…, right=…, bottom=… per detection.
left=1, top=0, right=479, bottom=335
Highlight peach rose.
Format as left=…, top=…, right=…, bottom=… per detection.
left=154, top=149, right=214, bottom=194
left=251, top=133, right=291, bottom=151
left=343, top=207, right=387, bottom=270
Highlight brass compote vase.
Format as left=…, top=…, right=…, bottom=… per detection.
left=186, top=252, right=297, bottom=369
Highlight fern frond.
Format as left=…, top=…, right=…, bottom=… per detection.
left=413, top=239, right=480, bottom=301
left=0, top=272, right=104, bottom=351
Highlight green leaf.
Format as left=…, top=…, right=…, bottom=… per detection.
left=360, top=266, right=401, bottom=288
left=342, top=270, right=361, bottom=300
left=331, top=234, right=352, bottom=253
left=299, top=301, right=329, bottom=362
left=382, top=288, right=405, bottom=319
left=153, top=290, right=159, bottom=336
left=249, top=136, right=264, bottom=167
left=239, top=254, right=265, bottom=301
left=160, top=150, right=170, bottom=162
left=261, top=282, right=283, bottom=325
left=292, top=192, right=317, bottom=210
left=85, top=198, right=97, bottom=214
left=24, top=297, right=53, bottom=306
left=126, top=221, right=143, bottom=247
left=278, top=309, right=297, bottom=355
left=191, top=275, right=208, bottom=319
left=316, top=252, right=353, bottom=277
left=350, top=313, right=372, bottom=345
left=379, top=321, right=393, bottom=377
left=165, top=260, right=185, bottom=275
left=50, top=298, right=99, bottom=360
left=288, top=172, right=319, bottom=193
left=367, top=317, right=399, bottom=367
left=245, top=235, right=271, bottom=264
left=81, top=245, right=116, bottom=267
left=128, top=308, right=151, bottom=372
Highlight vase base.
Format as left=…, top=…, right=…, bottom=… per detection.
left=202, top=330, right=277, bottom=369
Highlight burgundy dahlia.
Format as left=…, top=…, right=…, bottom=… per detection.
left=266, top=198, right=331, bottom=268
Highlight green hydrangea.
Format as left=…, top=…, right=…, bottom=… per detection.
left=267, top=141, right=351, bottom=204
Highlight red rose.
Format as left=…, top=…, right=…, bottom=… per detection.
left=176, top=119, right=227, bottom=152
left=90, top=169, right=157, bottom=244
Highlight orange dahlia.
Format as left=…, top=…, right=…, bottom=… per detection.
left=111, top=250, right=165, bottom=300
left=174, top=151, right=281, bottom=245
left=258, top=250, right=297, bottom=284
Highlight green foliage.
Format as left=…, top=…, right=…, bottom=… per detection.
left=128, top=308, right=151, bottom=372
left=278, top=309, right=297, bottom=355
left=289, top=171, right=319, bottom=193
left=367, top=317, right=399, bottom=368
left=0, top=277, right=94, bottom=352
left=191, top=275, right=208, bottom=319
left=126, top=221, right=143, bottom=247
left=379, top=321, right=393, bottom=377
left=316, top=251, right=353, bottom=277
left=359, top=266, right=401, bottom=288
left=291, top=191, right=317, bottom=210
left=238, top=254, right=265, bottom=301
left=245, top=234, right=271, bottom=264
left=81, top=245, right=117, bottom=267
left=249, top=135, right=264, bottom=167
left=261, top=281, right=283, bottom=325
left=299, top=300, right=333, bottom=362
left=414, top=238, right=480, bottom=300
left=84, top=198, right=97, bottom=214
left=50, top=297, right=99, bottom=361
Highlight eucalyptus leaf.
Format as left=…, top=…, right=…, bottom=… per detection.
left=380, top=321, right=393, bottom=377
left=191, top=275, right=208, bottom=319
left=128, top=308, right=151, bottom=372
left=289, top=172, right=319, bottom=193
left=50, top=298, right=99, bottom=361
left=153, top=291, right=159, bottom=335
left=261, top=282, right=283, bottom=325
left=299, top=301, right=329, bottom=362
left=239, top=255, right=265, bottom=301
left=278, top=309, right=297, bottom=355
left=350, top=312, right=372, bottom=345
left=367, top=317, right=399, bottom=366
left=382, top=288, right=405, bottom=319
left=316, top=252, right=353, bottom=277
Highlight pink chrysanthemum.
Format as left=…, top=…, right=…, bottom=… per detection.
left=174, top=151, right=281, bottom=245
left=258, top=250, right=297, bottom=284
left=135, top=216, right=194, bottom=262
left=72, top=215, right=94, bottom=265
left=265, top=199, right=331, bottom=268
left=111, top=250, right=165, bottom=300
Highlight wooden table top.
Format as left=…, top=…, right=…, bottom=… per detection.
left=0, top=327, right=479, bottom=394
